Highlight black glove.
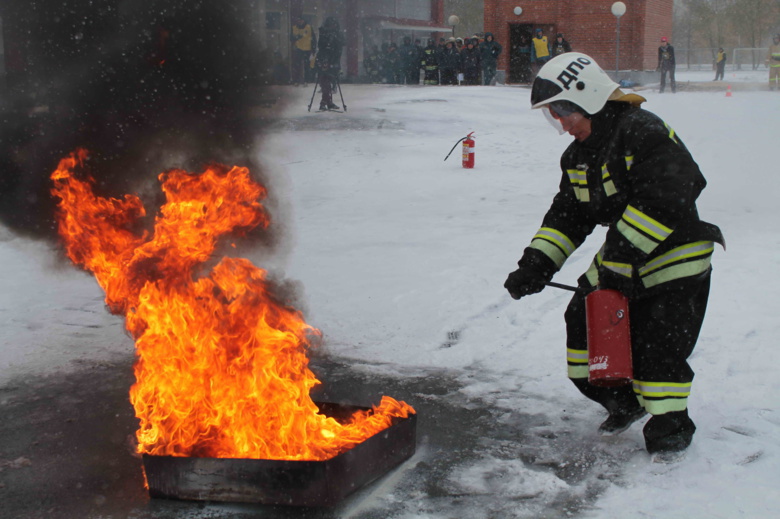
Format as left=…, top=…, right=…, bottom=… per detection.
left=504, top=248, right=557, bottom=300
left=504, top=267, right=547, bottom=300
left=597, top=265, right=637, bottom=299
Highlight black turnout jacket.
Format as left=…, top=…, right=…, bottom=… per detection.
left=518, top=101, right=723, bottom=298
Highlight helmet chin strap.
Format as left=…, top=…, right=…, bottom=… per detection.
left=542, top=106, right=567, bottom=135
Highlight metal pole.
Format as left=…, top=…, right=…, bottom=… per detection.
left=616, top=17, right=620, bottom=79
left=288, top=0, right=292, bottom=85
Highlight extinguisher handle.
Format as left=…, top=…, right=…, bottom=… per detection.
left=545, top=281, right=592, bottom=294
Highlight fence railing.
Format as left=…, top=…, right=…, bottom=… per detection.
left=675, top=48, right=769, bottom=70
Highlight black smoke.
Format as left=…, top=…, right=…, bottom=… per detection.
left=0, top=0, right=287, bottom=242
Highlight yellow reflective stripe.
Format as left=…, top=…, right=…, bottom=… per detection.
left=534, top=227, right=576, bottom=256
left=633, top=380, right=692, bottom=398
left=585, top=246, right=604, bottom=286
left=585, top=263, right=599, bottom=286
left=567, top=347, right=588, bottom=364
left=530, top=227, right=577, bottom=268
left=641, top=256, right=712, bottom=288
left=566, top=169, right=587, bottom=186
left=530, top=239, right=567, bottom=268
left=617, top=220, right=658, bottom=254
left=633, top=380, right=692, bottom=415
left=664, top=122, right=679, bottom=144
left=623, top=205, right=673, bottom=242
left=601, top=164, right=617, bottom=196
left=639, top=241, right=714, bottom=276
left=625, top=155, right=634, bottom=171
left=602, top=260, right=632, bottom=278
left=634, top=394, right=688, bottom=415
left=568, top=364, right=590, bottom=378
left=567, top=169, right=589, bottom=202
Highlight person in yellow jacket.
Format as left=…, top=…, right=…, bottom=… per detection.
left=291, top=16, right=316, bottom=86
left=713, top=47, right=726, bottom=81
left=530, top=28, right=551, bottom=76
left=767, top=34, right=780, bottom=91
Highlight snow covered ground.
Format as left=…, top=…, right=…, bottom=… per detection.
left=2, top=68, right=779, bottom=517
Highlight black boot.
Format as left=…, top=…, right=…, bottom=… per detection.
left=599, top=406, right=647, bottom=436
left=643, top=409, right=696, bottom=454
left=570, top=378, right=645, bottom=436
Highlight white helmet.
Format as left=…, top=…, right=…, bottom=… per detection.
left=530, top=52, right=619, bottom=115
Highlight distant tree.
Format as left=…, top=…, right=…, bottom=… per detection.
left=675, top=0, right=780, bottom=46
left=729, top=0, right=780, bottom=49
left=674, top=0, right=780, bottom=68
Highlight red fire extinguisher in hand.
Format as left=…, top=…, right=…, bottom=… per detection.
left=585, top=288, right=632, bottom=387
left=545, top=282, right=633, bottom=387
left=444, top=132, right=476, bottom=168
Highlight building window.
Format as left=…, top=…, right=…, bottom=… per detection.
left=396, top=0, right=431, bottom=21
left=361, top=0, right=432, bottom=21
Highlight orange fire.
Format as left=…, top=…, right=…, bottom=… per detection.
left=51, top=149, right=414, bottom=460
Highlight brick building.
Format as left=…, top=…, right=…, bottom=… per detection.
left=484, top=0, right=673, bottom=83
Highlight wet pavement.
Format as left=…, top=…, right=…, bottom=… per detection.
left=0, top=348, right=645, bottom=519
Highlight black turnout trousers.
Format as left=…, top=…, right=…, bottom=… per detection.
left=564, top=272, right=711, bottom=451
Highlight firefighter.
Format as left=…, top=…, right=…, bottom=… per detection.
left=503, top=53, right=724, bottom=459
left=315, top=17, right=343, bottom=111
left=421, top=38, right=440, bottom=85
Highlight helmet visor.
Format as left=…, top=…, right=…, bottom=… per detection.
left=542, top=106, right=566, bottom=135
left=530, top=77, right=563, bottom=107
left=548, top=100, right=581, bottom=118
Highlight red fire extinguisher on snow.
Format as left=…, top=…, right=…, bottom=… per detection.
left=546, top=282, right=633, bottom=387
left=462, top=132, right=475, bottom=169
left=444, top=132, right=476, bottom=168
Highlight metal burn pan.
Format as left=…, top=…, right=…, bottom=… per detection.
left=142, top=402, right=417, bottom=506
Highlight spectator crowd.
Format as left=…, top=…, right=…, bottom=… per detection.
left=363, top=33, right=504, bottom=86
left=283, top=20, right=579, bottom=88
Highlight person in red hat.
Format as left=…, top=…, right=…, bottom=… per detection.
left=657, top=37, right=676, bottom=93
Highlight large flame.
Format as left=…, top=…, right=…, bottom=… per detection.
left=51, top=149, right=414, bottom=460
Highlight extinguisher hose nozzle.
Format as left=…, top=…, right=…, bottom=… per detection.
left=444, top=136, right=468, bottom=161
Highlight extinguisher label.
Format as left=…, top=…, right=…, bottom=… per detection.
left=589, top=356, right=609, bottom=371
